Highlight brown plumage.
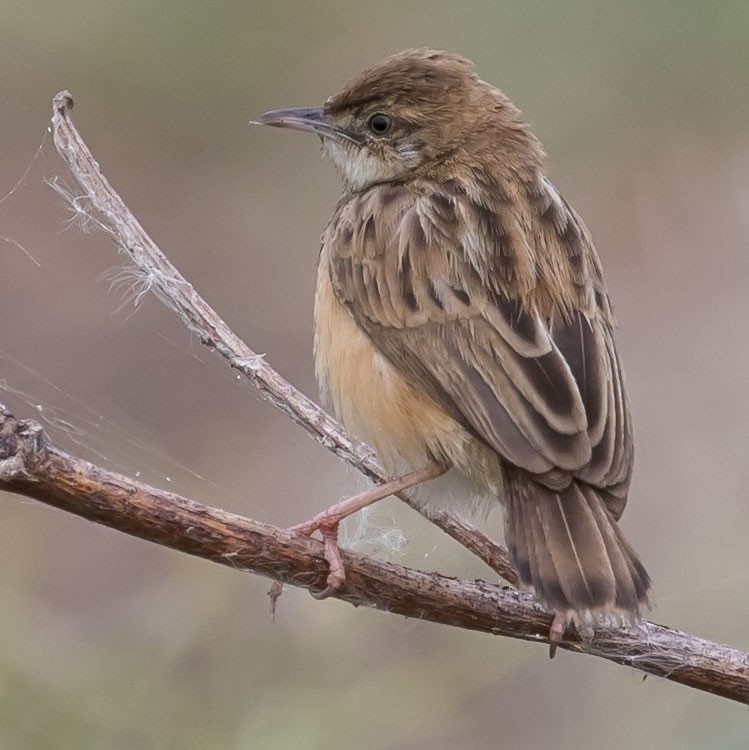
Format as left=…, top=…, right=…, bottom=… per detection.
left=259, top=48, right=650, bottom=647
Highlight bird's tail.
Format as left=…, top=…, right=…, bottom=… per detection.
left=504, top=475, right=650, bottom=622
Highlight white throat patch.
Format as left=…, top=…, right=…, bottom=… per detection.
left=323, top=139, right=384, bottom=191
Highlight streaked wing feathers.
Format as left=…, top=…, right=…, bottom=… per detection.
left=326, top=180, right=632, bottom=496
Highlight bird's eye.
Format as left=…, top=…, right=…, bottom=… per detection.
left=367, top=112, right=392, bottom=135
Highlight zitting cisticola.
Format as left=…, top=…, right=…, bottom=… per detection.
left=258, top=48, right=650, bottom=651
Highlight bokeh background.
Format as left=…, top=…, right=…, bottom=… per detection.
left=2, top=2, right=749, bottom=747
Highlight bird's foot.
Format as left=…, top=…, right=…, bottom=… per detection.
left=548, top=612, right=568, bottom=659
left=288, top=462, right=447, bottom=598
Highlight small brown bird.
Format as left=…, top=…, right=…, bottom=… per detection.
left=259, top=48, right=650, bottom=652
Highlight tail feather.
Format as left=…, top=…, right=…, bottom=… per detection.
left=536, top=483, right=616, bottom=610
left=505, top=474, right=650, bottom=619
left=581, top=483, right=649, bottom=608
left=526, top=497, right=566, bottom=609
left=505, top=487, right=532, bottom=583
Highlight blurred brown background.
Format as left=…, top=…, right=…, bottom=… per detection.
left=2, top=2, right=748, bottom=748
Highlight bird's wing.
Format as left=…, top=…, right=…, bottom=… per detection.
left=325, top=180, right=632, bottom=496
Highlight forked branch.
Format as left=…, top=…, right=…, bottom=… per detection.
left=0, top=92, right=746, bottom=704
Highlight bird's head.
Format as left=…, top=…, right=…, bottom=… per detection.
left=257, top=48, right=540, bottom=192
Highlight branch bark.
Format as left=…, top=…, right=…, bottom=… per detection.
left=1, top=405, right=747, bottom=703
left=1, top=90, right=746, bottom=704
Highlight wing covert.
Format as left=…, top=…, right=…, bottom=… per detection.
left=325, top=181, right=631, bottom=492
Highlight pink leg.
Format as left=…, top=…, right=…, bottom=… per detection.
left=290, top=462, right=447, bottom=598
left=549, top=612, right=567, bottom=659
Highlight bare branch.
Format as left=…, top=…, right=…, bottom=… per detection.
left=1, top=404, right=747, bottom=703
left=49, top=90, right=516, bottom=586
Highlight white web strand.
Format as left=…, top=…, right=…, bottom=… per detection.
left=1, top=129, right=50, bottom=267
left=340, top=502, right=408, bottom=559
left=0, top=129, right=49, bottom=209
left=0, top=347, right=241, bottom=508
left=0, top=233, right=41, bottom=268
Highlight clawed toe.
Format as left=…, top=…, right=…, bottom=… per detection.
left=549, top=612, right=567, bottom=659
left=288, top=464, right=446, bottom=600
left=289, top=518, right=346, bottom=597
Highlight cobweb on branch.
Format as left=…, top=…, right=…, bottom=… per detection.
left=0, top=346, right=240, bottom=509
left=46, top=175, right=113, bottom=236
left=0, top=133, right=242, bottom=509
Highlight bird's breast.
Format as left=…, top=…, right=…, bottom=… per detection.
left=314, top=246, right=465, bottom=474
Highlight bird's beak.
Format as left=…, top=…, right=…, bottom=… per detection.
left=253, top=106, right=360, bottom=145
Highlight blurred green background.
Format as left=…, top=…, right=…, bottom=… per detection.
left=2, top=1, right=749, bottom=748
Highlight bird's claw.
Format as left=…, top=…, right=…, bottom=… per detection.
left=289, top=518, right=346, bottom=598
left=549, top=612, right=567, bottom=658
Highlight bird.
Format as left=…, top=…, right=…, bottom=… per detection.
left=257, top=48, right=650, bottom=654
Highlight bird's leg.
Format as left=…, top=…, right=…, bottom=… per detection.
left=548, top=612, right=568, bottom=658
left=290, top=462, right=447, bottom=599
